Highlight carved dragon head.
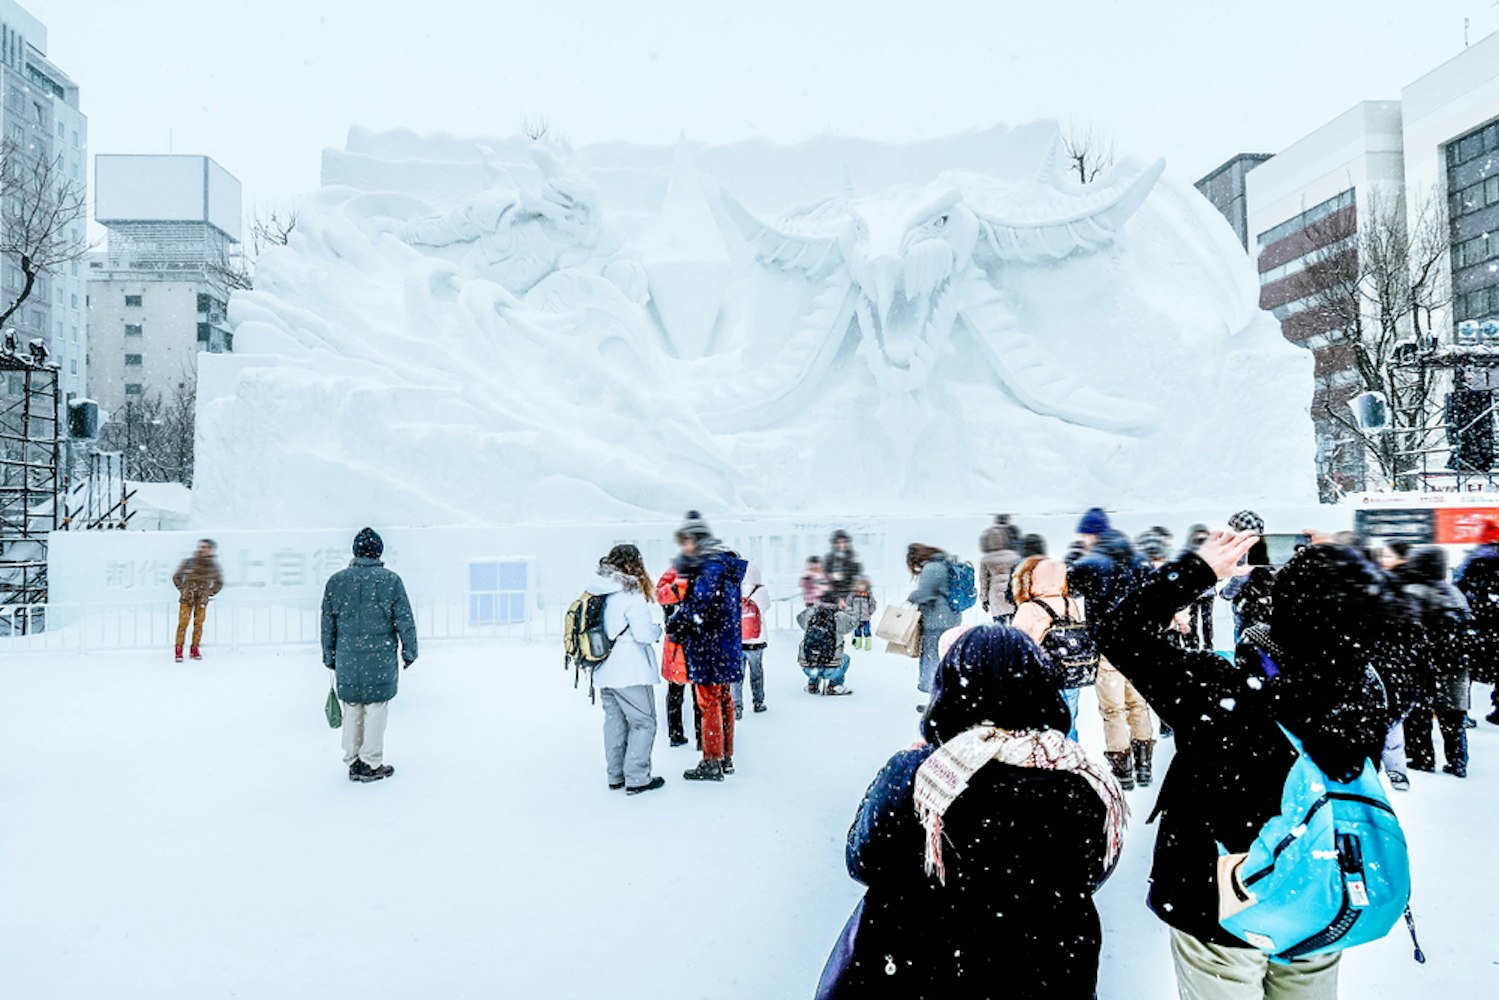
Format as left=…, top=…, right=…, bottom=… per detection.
left=721, top=139, right=1166, bottom=383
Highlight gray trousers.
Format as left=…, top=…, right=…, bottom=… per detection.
left=732, top=647, right=766, bottom=710
left=1382, top=713, right=1409, bottom=777
left=601, top=685, right=657, bottom=788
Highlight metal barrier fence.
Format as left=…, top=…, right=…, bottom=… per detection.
left=0, top=584, right=917, bottom=656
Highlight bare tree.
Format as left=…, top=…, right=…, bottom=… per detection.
left=520, top=113, right=553, bottom=141
left=1062, top=121, right=1116, bottom=184
left=248, top=206, right=297, bottom=260
left=0, top=136, right=89, bottom=332
left=96, top=378, right=197, bottom=486
left=1284, top=190, right=1451, bottom=495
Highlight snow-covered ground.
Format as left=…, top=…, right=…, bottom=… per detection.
left=1, top=637, right=1492, bottom=998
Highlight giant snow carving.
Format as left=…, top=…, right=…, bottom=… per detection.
left=196, top=123, right=1314, bottom=528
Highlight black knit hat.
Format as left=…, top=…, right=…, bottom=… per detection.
left=353, top=527, right=384, bottom=559
left=1229, top=510, right=1265, bottom=535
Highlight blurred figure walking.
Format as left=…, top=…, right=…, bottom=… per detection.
left=172, top=539, right=224, bottom=662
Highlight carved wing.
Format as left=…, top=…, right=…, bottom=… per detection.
left=718, top=190, right=846, bottom=274
left=966, top=142, right=1166, bottom=263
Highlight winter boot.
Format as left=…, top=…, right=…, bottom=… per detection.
left=824, top=684, right=853, bottom=696
left=1388, top=772, right=1410, bottom=792
left=174, top=645, right=184, bottom=663
left=1105, top=751, right=1136, bottom=791
left=1132, top=740, right=1155, bottom=788
left=806, top=680, right=822, bottom=695
left=627, top=776, right=666, bottom=795
left=356, top=763, right=394, bottom=783
left=189, top=646, right=203, bottom=661
left=721, top=756, right=735, bottom=775
left=349, top=760, right=371, bottom=782
left=683, top=758, right=725, bottom=782
left=1442, top=763, right=1468, bottom=779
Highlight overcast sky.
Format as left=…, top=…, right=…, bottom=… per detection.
left=28, top=0, right=1499, bottom=223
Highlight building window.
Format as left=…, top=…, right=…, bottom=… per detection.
left=124, top=294, right=143, bottom=307
left=225, top=331, right=234, bottom=352
left=1256, top=189, right=1356, bottom=250
left=124, top=383, right=143, bottom=396
left=196, top=293, right=212, bottom=313
left=124, top=323, right=143, bottom=337
left=124, top=354, right=143, bottom=367
left=197, top=323, right=211, bottom=343
left=69, top=360, right=76, bottom=375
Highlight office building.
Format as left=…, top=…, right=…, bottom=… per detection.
left=1194, top=153, right=1272, bottom=249
left=87, top=155, right=241, bottom=418
left=0, top=0, right=87, bottom=401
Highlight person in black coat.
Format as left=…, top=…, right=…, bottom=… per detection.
left=1454, top=536, right=1499, bottom=724
left=823, top=530, right=864, bottom=604
left=1400, top=546, right=1472, bottom=777
left=814, top=626, right=1120, bottom=1000
left=1095, top=533, right=1407, bottom=998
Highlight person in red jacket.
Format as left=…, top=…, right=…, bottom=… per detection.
left=657, top=566, right=702, bottom=749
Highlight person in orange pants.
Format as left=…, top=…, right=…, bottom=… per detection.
left=172, top=539, right=224, bottom=662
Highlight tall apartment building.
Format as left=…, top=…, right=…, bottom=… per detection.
left=0, top=0, right=87, bottom=401
left=87, top=155, right=241, bottom=419
left=1194, top=153, right=1273, bottom=249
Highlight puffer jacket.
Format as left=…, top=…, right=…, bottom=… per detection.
left=1401, top=548, right=1473, bottom=711
left=978, top=548, right=1019, bottom=616
left=909, top=559, right=959, bottom=634
left=1069, top=529, right=1148, bottom=634
left=656, top=568, right=689, bottom=684
left=321, top=556, right=418, bottom=705
left=173, top=555, right=224, bottom=606
left=1096, top=553, right=1397, bottom=948
left=589, top=570, right=663, bottom=691
left=668, top=545, right=747, bottom=685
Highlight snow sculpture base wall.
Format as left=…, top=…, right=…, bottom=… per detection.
left=196, top=123, right=1314, bottom=529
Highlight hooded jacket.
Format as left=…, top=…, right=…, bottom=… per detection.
left=977, top=531, right=1020, bottom=617
left=668, top=542, right=747, bottom=685
left=1096, top=550, right=1398, bottom=948
left=816, top=627, right=1111, bottom=1000
left=1068, top=529, right=1148, bottom=633
left=588, top=569, right=663, bottom=691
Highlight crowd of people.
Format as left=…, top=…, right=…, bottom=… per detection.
left=170, top=504, right=1492, bottom=995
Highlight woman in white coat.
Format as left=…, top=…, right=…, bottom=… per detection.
left=590, top=545, right=666, bottom=795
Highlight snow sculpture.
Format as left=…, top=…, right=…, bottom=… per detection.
left=195, top=124, right=1314, bottom=528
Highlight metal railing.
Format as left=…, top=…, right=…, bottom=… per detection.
left=0, top=584, right=917, bottom=656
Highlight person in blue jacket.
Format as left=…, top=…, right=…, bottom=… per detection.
left=814, top=626, right=1123, bottom=1000
left=665, top=511, right=747, bottom=783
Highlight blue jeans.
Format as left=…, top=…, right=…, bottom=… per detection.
left=804, top=654, right=850, bottom=688
left=1062, top=687, right=1081, bottom=742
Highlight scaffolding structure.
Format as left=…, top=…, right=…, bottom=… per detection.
left=0, top=353, right=62, bottom=609
left=1389, top=347, right=1499, bottom=492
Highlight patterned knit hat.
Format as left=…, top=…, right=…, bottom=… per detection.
left=353, top=527, right=384, bottom=559
left=676, top=510, right=713, bottom=541
left=1136, top=529, right=1170, bottom=562
left=1228, top=510, right=1265, bottom=535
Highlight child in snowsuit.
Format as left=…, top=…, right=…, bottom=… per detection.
left=849, top=578, right=877, bottom=651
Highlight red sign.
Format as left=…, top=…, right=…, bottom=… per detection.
left=1434, top=508, right=1499, bottom=545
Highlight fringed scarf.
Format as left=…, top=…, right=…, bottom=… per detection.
left=912, top=726, right=1128, bottom=885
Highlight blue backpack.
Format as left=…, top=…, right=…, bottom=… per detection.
left=1219, top=724, right=1414, bottom=963
left=945, top=557, right=977, bottom=614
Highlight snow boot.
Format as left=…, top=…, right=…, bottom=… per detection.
left=1132, top=740, right=1155, bottom=788
left=1106, top=751, right=1136, bottom=792
left=1442, top=763, right=1468, bottom=779
left=734, top=707, right=744, bottom=722
left=683, top=758, right=725, bottom=782
left=1407, top=758, right=1435, bottom=773
left=174, top=645, right=184, bottom=663
left=753, top=703, right=767, bottom=713
left=627, top=777, right=666, bottom=795
left=608, top=780, right=626, bottom=791
left=669, top=735, right=689, bottom=748
left=1388, top=772, right=1410, bottom=792
left=721, top=756, right=735, bottom=775
left=824, top=684, right=853, bottom=696
left=189, top=646, right=202, bottom=661
left=806, top=680, right=822, bottom=695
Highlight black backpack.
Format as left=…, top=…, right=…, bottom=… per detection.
left=1033, top=598, right=1100, bottom=688
left=800, top=608, right=840, bottom=667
